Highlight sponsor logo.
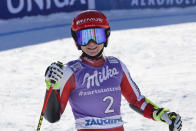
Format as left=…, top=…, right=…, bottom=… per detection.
left=85, top=117, right=123, bottom=127
left=6, top=0, right=86, bottom=14
left=82, top=66, right=119, bottom=89
left=107, top=57, right=119, bottom=64
left=76, top=18, right=103, bottom=25
left=70, top=62, right=83, bottom=71
left=130, top=0, right=196, bottom=7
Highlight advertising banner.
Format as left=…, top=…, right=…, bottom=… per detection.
left=0, top=0, right=196, bottom=19
left=95, top=0, right=196, bottom=10
left=0, top=0, right=88, bottom=19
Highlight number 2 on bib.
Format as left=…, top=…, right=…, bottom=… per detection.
left=103, top=96, right=115, bottom=114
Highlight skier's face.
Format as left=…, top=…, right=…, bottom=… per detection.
left=81, top=41, right=104, bottom=57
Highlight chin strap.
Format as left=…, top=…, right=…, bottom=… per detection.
left=82, top=47, right=104, bottom=60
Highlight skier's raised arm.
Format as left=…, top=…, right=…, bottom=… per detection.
left=44, top=62, right=75, bottom=123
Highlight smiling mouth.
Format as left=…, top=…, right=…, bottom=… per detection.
left=88, top=47, right=97, bottom=50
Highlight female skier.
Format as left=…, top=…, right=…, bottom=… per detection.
left=44, top=10, right=182, bottom=131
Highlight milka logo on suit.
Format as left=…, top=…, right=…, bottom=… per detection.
left=82, top=66, right=119, bottom=88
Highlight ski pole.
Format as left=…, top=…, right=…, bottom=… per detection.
left=37, top=83, right=54, bottom=131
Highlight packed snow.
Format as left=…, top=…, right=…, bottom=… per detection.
left=0, top=7, right=196, bottom=131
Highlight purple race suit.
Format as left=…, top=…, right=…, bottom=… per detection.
left=66, top=56, right=124, bottom=129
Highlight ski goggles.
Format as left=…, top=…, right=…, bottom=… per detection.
left=76, top=28, right=106, bottom=46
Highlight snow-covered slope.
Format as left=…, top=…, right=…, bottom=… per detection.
left=0, top=7, right=196, bottom=131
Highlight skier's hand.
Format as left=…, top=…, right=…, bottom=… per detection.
left=45, top=61, right=64, bottom=90
left=153, top=108, right=182, bottom=131
left=161, top=112, right=182, bottom=131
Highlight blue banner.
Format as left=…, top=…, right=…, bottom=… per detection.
left=0, top=0, right=88, bottom=19
left=1, top=0, right=196, bottom=19
left=95, top=0, right=196, bottom=10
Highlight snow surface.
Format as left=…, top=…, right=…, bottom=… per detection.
left=0, top=7, right=196, bottom=131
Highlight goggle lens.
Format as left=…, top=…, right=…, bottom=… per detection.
left=76, top=28, right=106, bottom=46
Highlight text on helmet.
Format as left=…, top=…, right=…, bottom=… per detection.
left=76, top=18, right=103, bottom=25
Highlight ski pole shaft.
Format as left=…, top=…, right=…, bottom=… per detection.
left=37, top=85, right=53, bottom=131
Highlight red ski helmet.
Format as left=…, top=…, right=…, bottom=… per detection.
left=71, top=10, right=110, bottom=50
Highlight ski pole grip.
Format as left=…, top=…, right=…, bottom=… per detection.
left=50, top=80, right=56, bottom=84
